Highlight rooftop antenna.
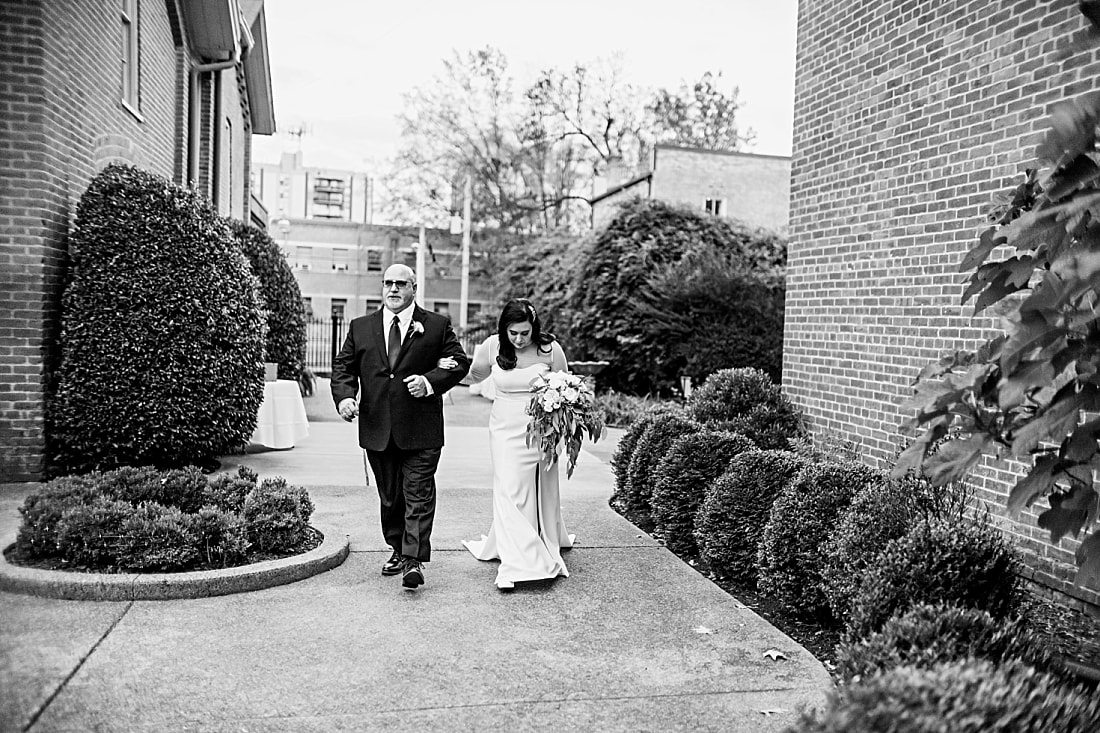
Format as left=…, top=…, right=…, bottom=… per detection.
left=287, top=123, right=310, bottom=152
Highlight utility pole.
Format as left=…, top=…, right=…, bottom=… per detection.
left=416, top=226, right=427, bottom=307
left=459, top=174, right=472, bottom=329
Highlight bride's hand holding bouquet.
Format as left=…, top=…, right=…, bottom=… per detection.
left=525, top=370, right=606, bottom=478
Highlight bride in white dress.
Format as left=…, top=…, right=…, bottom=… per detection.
left=462, top=299, right=574, bottom=590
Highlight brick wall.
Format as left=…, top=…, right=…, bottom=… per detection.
left=786, top=0, right=1100, bottom=607
left=0, top=0, right=185, bottom=481
left=650, top=146, right=791, bottom=233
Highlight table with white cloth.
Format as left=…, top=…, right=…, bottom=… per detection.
left=250, top=379, right=309, bottom=449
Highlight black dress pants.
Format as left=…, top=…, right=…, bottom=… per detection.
left=366, top=439, right=441, bottom=562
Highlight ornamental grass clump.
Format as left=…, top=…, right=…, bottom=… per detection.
left=686, top=367, right=805, bottom=450
left=621, top=412, right=702, bottom=525
left=695, top=449, right=808, bottom=582
left=49, top=163, right=265, bottom=475
left=650, top=429, right=756, bottom=556
left=845, top=515, right=1021, bottom=640
left=835, top=602, right=1058, bottom=683
left=756, top=459, right=885, bottom=620
left=788, top=658, right=1100, bottom=733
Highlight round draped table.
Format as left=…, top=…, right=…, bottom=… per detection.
left=250, top=379, right=310, bottom=449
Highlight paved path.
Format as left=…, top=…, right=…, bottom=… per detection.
left=0, top=386, right=831, bottom=732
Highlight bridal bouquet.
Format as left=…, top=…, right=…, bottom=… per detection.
left=526, top=370, right=606, bottom=478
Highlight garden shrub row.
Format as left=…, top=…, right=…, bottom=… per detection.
left=15, top=465, right=314, bottom=572
left=608, top=366, right=1096, bottom=727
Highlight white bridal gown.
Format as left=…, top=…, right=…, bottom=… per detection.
left=463, top=337, right=574, bottom=589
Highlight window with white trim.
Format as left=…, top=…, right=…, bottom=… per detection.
left=704, top=198, right=724, bottom=216
left=332, top=248, right=349, bottom=271
left=120, top=0, right=140, bottom=112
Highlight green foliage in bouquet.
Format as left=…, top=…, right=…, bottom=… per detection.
left=788, top=658, right=1100, bottom=733
left=695, top=449, right=808, bottom=582
left=756, top=460, right=885, bottom=620
left=835, top=602, right=1058, bottom=683
left=650, top=429, right=756, bottom=556
left=48, top=163, right=266, bottom=475
left=228, top=220, right=308, bottom=382
left=895, top=91, right=1100, bottom=588
left=525, top=370, right=607, bottom=478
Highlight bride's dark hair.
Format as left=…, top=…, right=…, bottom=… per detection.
left=496, top=298, right=555, bottom=370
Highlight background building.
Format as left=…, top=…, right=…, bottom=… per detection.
left=0, top=0, right=274, bottom=481
left=253, top=151, right=373, bottom=224
left=590, top=144, right=791, bottom=232
left=784, top=0, right=1098, bottom=608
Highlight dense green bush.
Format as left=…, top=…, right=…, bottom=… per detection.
left=819, top=472, right=965, bottom=623
left=756, top=460, right=885, bottom=619
left=638, top=247, right=786, bottom=383
left=15, top=475, right=100, bottom=556
left=229, top=220, right=308, bottom=383
left=242, top=477, right=315, bottom=552
left=687, top=367, right=805, bottom=450
left=568, top=199, right=786, bottom=394
left=650, top=430, right=756, bottom=556
left=788, top=659, right=1100, bottom=733
left=619, top=412, right=702, bottom=524
left=595, top=390, right=672, bottom=428
left=116, top=503, right=202, bottom=571
left=836, top=602, right=1058, bottom=683
left=13, top=466, right=312, bottom=571
left=695, top=449, right=808, bottom=582
left=846, top=516, right=1022, bottom=639
left=609, top=405, right=685, bottom=509
left=49, top=163, right=266, bottom=475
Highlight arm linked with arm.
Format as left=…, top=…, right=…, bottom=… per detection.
left=423, top=321, right=472, bottom=395
left=464, top=336, right=495, bottom=385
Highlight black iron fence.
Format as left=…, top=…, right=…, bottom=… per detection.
left=305, top=318, right=492, bottom=375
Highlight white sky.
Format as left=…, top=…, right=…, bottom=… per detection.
left=251, top=0, right=799, bottom=172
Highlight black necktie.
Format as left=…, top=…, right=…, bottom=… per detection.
left=388, top=316, right=402, bottom=368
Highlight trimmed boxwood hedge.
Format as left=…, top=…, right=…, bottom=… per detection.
left=756, top=459, right=885, bottom=619
left=650, top=429, right=756, bottom=556
left=845, top=516, right=1022, bottom=639
left=835, top=602, right=1058, bottom=683
left=49, top=164, right=266, bottom=475
left=609, top=404, right=684, bottom=508
left=695, top=449, right=808, bottom=582
left=687, top=367, right=805, bottom=450
left=788, top=658, right=1100, bottom=733
left=229, top=220, right=308, bottom=383
left=620, top=412, right=702, bottom=524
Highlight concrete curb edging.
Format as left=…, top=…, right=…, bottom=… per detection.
left=0, top=524, right=349, bottom=601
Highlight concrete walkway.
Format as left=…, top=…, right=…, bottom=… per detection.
left=0, top=387, right=831, bottom=732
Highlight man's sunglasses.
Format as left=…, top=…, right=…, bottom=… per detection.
left=382, top=279, right=411, bottom=289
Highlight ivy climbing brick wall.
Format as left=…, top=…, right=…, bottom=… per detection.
left=785, top=0, right=1100, bottom=607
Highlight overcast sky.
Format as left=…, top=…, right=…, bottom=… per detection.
left=251, top=0, right=799, bottom=172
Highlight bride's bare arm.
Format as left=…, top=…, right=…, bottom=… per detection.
left=551, top=340, right=568, bottom=372
left=466, top=335, right=495, bottom=384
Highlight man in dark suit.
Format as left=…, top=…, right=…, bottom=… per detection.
left=331, top=264, right=471, bottom=590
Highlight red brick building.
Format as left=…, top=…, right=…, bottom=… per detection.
left=590, top=144, right=791, bottom=233
left=785, top=0, right=1099, bottom=607
left=0, top=0, right=275, bottom=481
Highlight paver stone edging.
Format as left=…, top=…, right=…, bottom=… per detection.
left=0, top=523, right=349, bottom=601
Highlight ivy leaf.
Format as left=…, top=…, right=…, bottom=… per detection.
left=1045, top=154, right=1100, bottom=201
left=1074, top=531, right=1100, bottom=590
left=922, top=433, right=991, bottom=486
left=1009, top=387, right=1081, bottom=455
left=1062, top=418, right=1100, bottom=462
left=998, top=359, right=1055, bottom=410
left=1037, top=483, right=1097, bottom=543
left=972, top=270, right=1028, bottom=315
left=1036, top=92, right=1100, bottom=165
left=959, top=226, right=1008, bottom=272
left=1007, top=454, right=1059, bottom=515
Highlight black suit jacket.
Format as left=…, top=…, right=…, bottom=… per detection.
left=331, top=306, right=471, bottom=451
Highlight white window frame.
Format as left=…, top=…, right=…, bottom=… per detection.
left=120, top=0, right=141, bottom=119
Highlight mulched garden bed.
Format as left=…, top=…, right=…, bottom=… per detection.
left=3, top=526, right=324, bottom=575
left=615, top=505, right=1100, bottom=685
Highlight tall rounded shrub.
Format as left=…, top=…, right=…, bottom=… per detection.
left=610, top=404, right=684, bottom=507
left=620, top=413, right=702, bottom=525
left=846, top=516, right=1021, bottom=639
left=49, top=164, right=266, bottom=474
left=695, top=449, right=808, bottom=582
left=687, top=367, right=804, bottom=450
left=228, top=220, right=307, bottom=382
left=756, top=460, right=885, bottom=619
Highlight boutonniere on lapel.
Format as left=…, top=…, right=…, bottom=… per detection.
left=408, top=320, right=425, bottom=338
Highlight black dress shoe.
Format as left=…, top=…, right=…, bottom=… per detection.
left=402, top=560, right=424, bottom=589
left=381, top=550, right=403, bottom=576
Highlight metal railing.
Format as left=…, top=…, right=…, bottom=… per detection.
left=305, top=318, right=492, bottom=375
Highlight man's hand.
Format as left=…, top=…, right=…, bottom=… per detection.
left=437, top=356, right=458, bottom=370
left=338, top=398, right=359, bottom=421
left=404, top=375, right=429, bottom=398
